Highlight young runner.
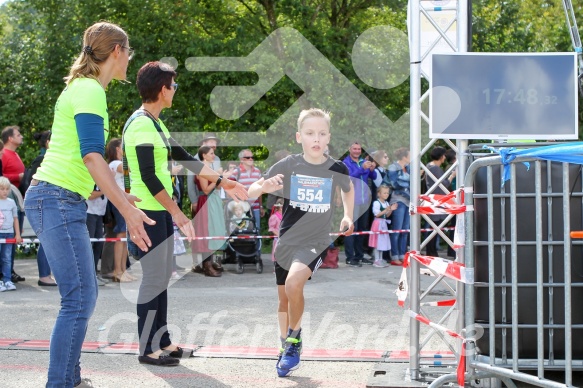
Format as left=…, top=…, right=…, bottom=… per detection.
left=248, top=108, right=354, bottom=377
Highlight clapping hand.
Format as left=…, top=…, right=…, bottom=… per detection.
left=221, top=179, right=249, bottom=201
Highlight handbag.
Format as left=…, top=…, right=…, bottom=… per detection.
left=103, top=202, right=115, bottom=228
left=320, top=246, right=339, bottom=269
left=173, top=225, right=186, bottom=255
left=126, top=231, right=141, bottom=259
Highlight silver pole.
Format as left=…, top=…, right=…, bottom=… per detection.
left=510, top=163, right=519, bottom=372
left=535, top=161, right=544, bottom=377
left=409, top=0, right=422, bottom=380
left=562, top=163, right=573, bottom=386
left=487, top=166, right=495, bottom=365
left=456, top=0, right=469, bottom=370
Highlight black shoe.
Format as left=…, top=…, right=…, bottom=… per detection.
left=38, top=280, right=58, bottom=287
left=361, top=258, right=374, bottom=265
left=167, top=346, right=194, bottom=359
left=11, top=272, right=24, bottom=283
left=347, top=260, right=362, bottom=267
left=138, top=354, right=180, bottom=366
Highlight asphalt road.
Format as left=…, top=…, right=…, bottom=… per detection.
left=0, top=252, right=453, bottom=388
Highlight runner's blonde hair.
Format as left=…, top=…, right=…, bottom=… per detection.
left=297, top=108, right=331, bottom=132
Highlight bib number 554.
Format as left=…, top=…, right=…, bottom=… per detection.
left=297, top=188, right=323, bottom=202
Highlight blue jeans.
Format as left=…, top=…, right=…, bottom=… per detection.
left=390, top=201, right=410, bottom=259
left=344, top=204, right=369, bottom=261
left=37, top=244, right=52, bottom=278
left=0, top=233, right=14, bottom=283
left=10, top=210, right=24, bottom=272
left=253, top=208, right=261, bottom=255
left=24, top=181, right=98, bottom=388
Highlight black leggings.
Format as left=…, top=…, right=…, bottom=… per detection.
left=136, top=210, right=174, bottom=356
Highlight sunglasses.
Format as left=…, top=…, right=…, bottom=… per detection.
left=171, top=83, right=178, bottom=91
left=121, top=45, right=135, bottom=59
left=241, top=156, right=254, bottom=160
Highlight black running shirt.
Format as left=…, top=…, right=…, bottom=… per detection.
left=265, top=154, right=351, bottom=247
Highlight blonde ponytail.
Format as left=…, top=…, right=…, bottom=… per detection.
left=64, top=21, right=128, bottom=84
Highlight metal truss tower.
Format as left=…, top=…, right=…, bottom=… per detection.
left=408, top=0, right=469, bottom=381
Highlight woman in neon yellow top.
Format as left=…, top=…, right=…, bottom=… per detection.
left=124, top=61, right=248, bottom=366
left=24, top=22, right=155, bottom=388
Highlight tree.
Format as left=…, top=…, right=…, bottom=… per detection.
left=0, top=0, right=581, bottom=165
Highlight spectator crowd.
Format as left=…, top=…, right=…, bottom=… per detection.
left=1, top=121, right=458, bottom=293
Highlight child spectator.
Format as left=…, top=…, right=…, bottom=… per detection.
left=369, top=185, right=397, bottom=268
left=387, top=147, right=411, bottom=265
left=228, top=201, right=252, bottom=233
left=268, top=199, right=284, bottom=264
left=0, top=177, right=22, bottom=291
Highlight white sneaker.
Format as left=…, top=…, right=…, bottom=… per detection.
left=373, top=259, right=389, bottom=268
left=170, top=272, right=181, bottom=280
left=96, top=276, right=106, bottom=286
left=4, top=281, right=16, bottom=291
left=0, top=281, right=5, bottom=292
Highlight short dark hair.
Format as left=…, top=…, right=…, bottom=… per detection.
left=430, top=146, right=447, bottom=161
left=136, top=62, right=177, bottom=103
left=198, top=145, right=212, bottom=160
left=106, top=138, right=122, bottom=163
left=394, top=147, right=409, bottom=161
left=1, top=126, right=19, bottom=144
left=445, top=149, right=457, bottom=164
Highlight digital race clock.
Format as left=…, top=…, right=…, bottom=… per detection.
left=430, top=53, right=578, bottom=140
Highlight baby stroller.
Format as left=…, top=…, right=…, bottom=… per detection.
left=222, top=200, right=263, bottom=274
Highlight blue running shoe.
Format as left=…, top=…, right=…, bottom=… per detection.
left=276, top=337, right=301, bottom=377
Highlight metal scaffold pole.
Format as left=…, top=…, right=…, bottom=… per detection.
left=409, top=0, right=422, bottom=379
left=408, top=0, right=469, bottom=383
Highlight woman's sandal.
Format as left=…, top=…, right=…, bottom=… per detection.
left=112, top=274, right=133, bottom=283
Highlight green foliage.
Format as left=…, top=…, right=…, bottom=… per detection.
left=0, top=0, right=409, bottom=167
left=472, top=0, right=583, bottom=138
left=0, top=0, right=581, bottom=168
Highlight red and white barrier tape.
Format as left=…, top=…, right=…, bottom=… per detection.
left=407, top=310, right=466, bottom=387
left=396, top=251, right=473, bottom=308
left=408, top=251, right=474, bottom=284
left=408, top=310, right=463, bottom=340
left=412, top=189, right=467, bottom=249
left=411, top=190, right=471, bottom=216
left=329, top=226, right=454, bottom=237
left=2, top=227, right=456, bottom=244
left=420, top=299, right=456, bottom=307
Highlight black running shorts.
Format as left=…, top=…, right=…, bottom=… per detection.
left=274, top=244, right=328, bottom=286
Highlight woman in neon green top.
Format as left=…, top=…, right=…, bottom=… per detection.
left=24, top=22, right=155, bottom=388
left=124, top=61, right=247, bottom=366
